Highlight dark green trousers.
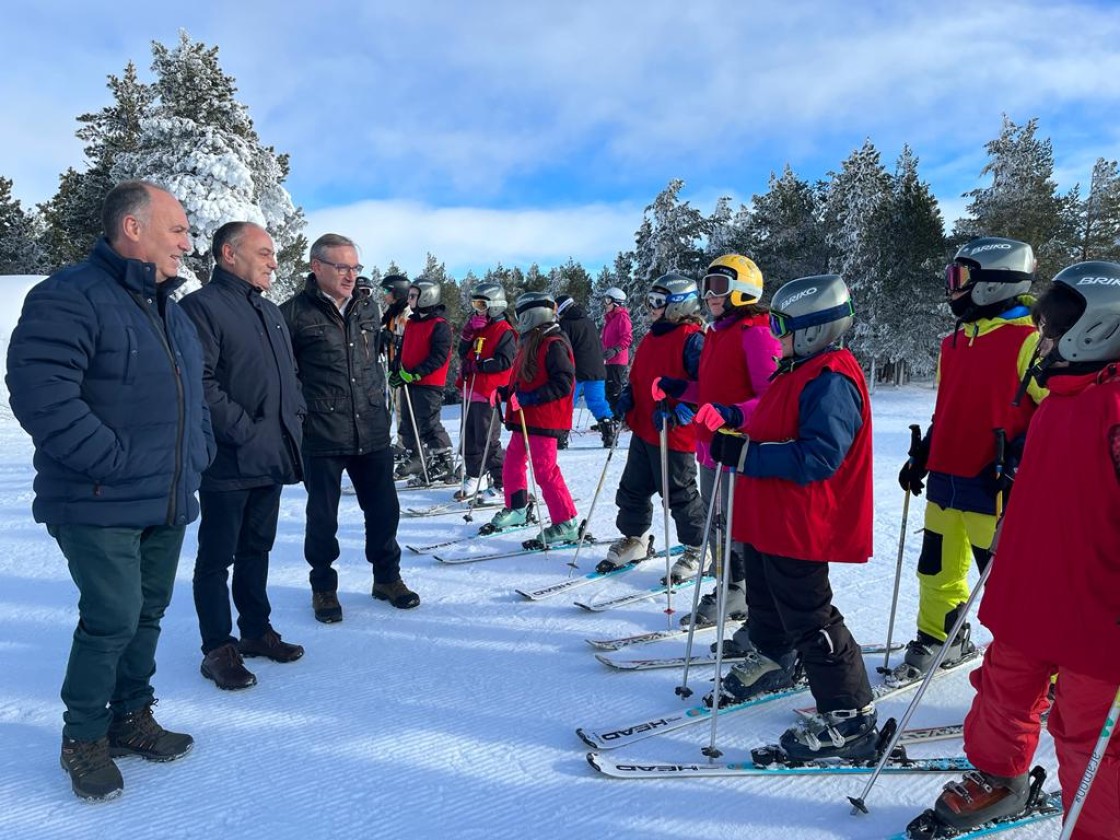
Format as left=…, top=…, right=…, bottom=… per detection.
left=50, top=524, right=185, bottom=740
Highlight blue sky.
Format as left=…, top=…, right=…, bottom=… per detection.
left=3, top=0, right=1120, bottom=277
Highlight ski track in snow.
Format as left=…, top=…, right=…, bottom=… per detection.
left=0, top=382, right=1058, bottom=839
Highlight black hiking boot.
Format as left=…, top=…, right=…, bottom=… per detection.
left=372, top=578, right=420, bottom=609
left=60, top=736, right=123, bottom=801
left=107, top=702, right=193, bottom=762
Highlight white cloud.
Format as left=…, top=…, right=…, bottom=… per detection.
left=305, top=198, right=643, bottom=278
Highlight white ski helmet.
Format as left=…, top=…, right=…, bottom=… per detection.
left=603, top=287, right=627, bottom=305
left=514, top=291, right=557, bottom=333
left=769, top=274, right=855, bottom=357
left=649, top=272, right=701, bottom=323
left=1049, top=261, right=1120, bottom=363
left=948, top=237, right=1036, bottom=306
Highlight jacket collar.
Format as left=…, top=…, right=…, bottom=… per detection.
left=89, top=237, right=186, bottom=298
left=209, top=264, right=261, bottom=297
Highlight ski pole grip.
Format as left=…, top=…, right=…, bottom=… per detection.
left=906, top=424, right=922, bottom=461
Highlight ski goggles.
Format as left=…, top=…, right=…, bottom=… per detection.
left=470, top=298, right=490, bottom=312
left=945, top=262, right=975, bottom=293
left=769, top=301, right=855, bottom=339
left=647, top=289, right=698, bottom=310
left=701, top=271, right=734, bottom=299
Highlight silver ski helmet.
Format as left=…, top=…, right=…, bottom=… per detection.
left=947, top=237, right=1036, bottom=306
left=649, top=272, right=700, bottom=323
left=769, top=274, right=855, bottom=357
left=514, top=291, right=557, bottom=333
left=409, top=277, right=441, bottom=310
left=1048, top=261, right=1120, bottom=363
left=603, top=286, right=627, bottom=305
left=470, top=281, right=508, bottom=318
left=381, top=274, right=410, bottom=303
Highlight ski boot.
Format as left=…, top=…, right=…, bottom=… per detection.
left=682, top=582, right=748, bottom=627
left=557, top=431, right=570, bottom=450
left=932, top=768, right=1032, bottom=831
left=888, top=623, right=976, bottom=684
left=424, top=448, right=458, bottom=485
left=660, top=543, right=709, bottom=585
left=393, top=449, right=423, bottom=481
left=776, top=703, right=878, bottom=762
left=540, top=517, right=581, bottom=547
left=710, top=621, right=753, bottom=657
left=479, top=504, right=533, bottom=536
left=599, top=419, right=619, bottom=448
left=705, top=649, right=797, bottom=708
left=454, top=473, right=492, bottom=502
left=595, top=534, right=652, bottom=573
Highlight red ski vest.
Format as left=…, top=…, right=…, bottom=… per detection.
left=505, top=333, right=574, bottom=433
left=926, top=321, right=1038, bottom=477
left=696, top=313, right=768, bottom=450
left=457, top=318, right=514, bottom=399
left=400, top=315, right=451, bottom=387
left=980, top=367, right=1120, bottom=682
left=734, top=349, right=873, bottom=564
left=627, top=322, right=702, bottom=452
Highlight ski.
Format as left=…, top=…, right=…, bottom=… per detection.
left=595, top=641, right=903, bottom=671
left=893, top=767, right=1062, bottom=839
left=794, top=646, right=985, bottom=718
left=585, top=624, right=727, bottom=652
left=576, top=677, right=811, bottom=750
left=587, top=751, right=973, bottom=779
left=405, top=521, right=538, bottom=555
left=574, top=575, right=713, bottom=613
left=435, top=538, right=603, bottom=565
left=515, top=546, right=684, bottom=601
left=403, top=498, right=503, bottom=518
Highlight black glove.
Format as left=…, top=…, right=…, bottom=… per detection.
left=710, top=430, right=750, bottom=471
left=613, top=386, right=634, bottom=420
left=897, top=424, right=931, bottom=495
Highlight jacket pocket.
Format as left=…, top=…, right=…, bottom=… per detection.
left=123, top=327, right=138, bottom=385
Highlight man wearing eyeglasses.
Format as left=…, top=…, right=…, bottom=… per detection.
left=280, top=234, right=418, bottom=623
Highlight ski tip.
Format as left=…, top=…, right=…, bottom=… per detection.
left=575, top=728, right=597, bottom=749
left=585, top=752, right=604, bottom=773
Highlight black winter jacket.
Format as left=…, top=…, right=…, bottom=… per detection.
left=279, top=276, right=392, bottom=457
left=6, top=238, right=215, bottom=527
left=180, top=267, right=305, bottom=491
left=558, top=304, right=607, bottom=381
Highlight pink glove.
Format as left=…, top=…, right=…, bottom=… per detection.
left=508, top=392, right=521, bottom=413
left=694, top=403, right=729, bottom=432
left=489, top=390, right=500, bottom=407
left=651, top=378, right=666, bottom=401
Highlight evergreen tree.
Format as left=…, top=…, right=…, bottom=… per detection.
left=955, top=115, right=1073, bottom=289
left=746, top=166, right=829, bottom=293
left=1071, top=157, right=1120, bottom=262
left=632, top=179, right=708, bottom=283
left=555, top=257, right=593, bottom=306
left=0, top=177, right=49, bottom=274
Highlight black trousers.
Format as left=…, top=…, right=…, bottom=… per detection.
left=605, top=364, right=627, bottom=411
left=463, top=400, right=504, bottom=483
left=614, top=435, right=705, bottom=547
left=399, top=384, right=451, bottom=453
left=739, top=542, right=873, bottom=713
left=303, top=448, right=402, bottom=593
left=194, top=485, right=282, bottom=654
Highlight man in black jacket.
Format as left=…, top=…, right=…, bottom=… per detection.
left=280, top=234, right=419, bottom=622
left=556, top=295, right=616, bottom=448
left=180, top=222, right=306, bottom=691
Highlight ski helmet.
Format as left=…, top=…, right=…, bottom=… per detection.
left=355, top=276, right=374, bottom=298
left=408, top=277, right=441, bottom=310
left=470, top=281, right=507, bottom=318
left=514, top=291, right=557, bottom=333
left=649, top=272, right=701, bottom=323
left=381, top=274, right=410, bottom=303
left=769, top=274, right=855, bottom=357
left=603, top=287, right=627, bottom=305
left=555, top=294, right=576, bottom=316
left=1047, top=261, right=1120, bottom=363
left=947, top=237, right=1036, bottom=306
left=703, top=254, right=764, bottom=307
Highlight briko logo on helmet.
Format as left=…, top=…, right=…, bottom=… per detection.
left=783, top=286, right=818, bottom=307
left=1076, top=276, right=1120, bottom=286
left=964, top=242, right=1013, bottom=255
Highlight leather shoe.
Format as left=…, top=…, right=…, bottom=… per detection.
left=201, top=643, right=257, bottom=690
left=372, top=578, right=420, bottom=609
left=312, top=591, right=343, bottom=623
left=238, top=628, right=304, bottom=663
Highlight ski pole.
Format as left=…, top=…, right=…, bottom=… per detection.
left=456, top=369, right=477, bottom=484
left=879, top=423, right=923, bottom=675
left=676, top=467, right=724, bottom=699
left=517, top=398, right=548, bottom=549
left=463, top=399, right=501, bottom=524
left=566, top=418, right=621, bottom=574
left=576, top=402, right=586, bottom=433
left=401, top=382, right=430, bottom=487
left=849, top=549, right=997, bottom=815
left=1058, top=684, right=1120, bottom=840
left=657, top=400, right=675, bottom=626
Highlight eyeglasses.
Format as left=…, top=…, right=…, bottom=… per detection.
left=316, top=259, right=364, bottom=276
left=945, top=262, right=973, bottom=293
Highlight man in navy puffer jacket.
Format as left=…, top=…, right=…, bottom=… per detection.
left=6, top=180, right=214, bottom=801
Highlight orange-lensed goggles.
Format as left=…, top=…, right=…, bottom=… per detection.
left=945, top=263, right=974, bottom=293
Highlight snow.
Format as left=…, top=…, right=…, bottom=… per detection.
left=0, top=298, right=1058, bottom=837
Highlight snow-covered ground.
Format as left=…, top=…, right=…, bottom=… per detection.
left=0, top=303, right=1056, bottom=838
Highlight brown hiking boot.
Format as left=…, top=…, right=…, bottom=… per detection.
left=934, top=770, right=1031, bottom=830
left=372, top=578, right=420, bottom=609
left=238, top=628, right=304, bottom=663
left=201, top=642, right=257, bottom=690
left=107, top=702, right=193, bottom=762
left=312, top=591, right=343, bottom=623
left=60, top=736, right=123, bottom=801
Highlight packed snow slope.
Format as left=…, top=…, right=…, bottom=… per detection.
left=0, top=291, right=1056, bottom=839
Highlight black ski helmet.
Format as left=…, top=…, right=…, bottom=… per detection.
left=381, top=274, right=410, bottom=303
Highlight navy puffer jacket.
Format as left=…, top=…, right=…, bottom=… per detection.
left=5, top=238, right=215, bottom=527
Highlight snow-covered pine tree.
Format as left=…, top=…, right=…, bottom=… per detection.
left=823, top=140, right=892, bottom=378
left=745, top=165, right=829, bottom=294
left=1072, top=157, right=1120, bottom=262
left=110, top=31, right=306, bottom=299
left=955, top=115, right=1073, bottom=291
left=0, top=177, right=49, bottom=274
left=632, top=179, right=708, bottom=283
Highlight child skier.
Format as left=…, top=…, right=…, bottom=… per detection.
left=600, top=286, right=632, bottom=419
left=392, top=278, right=454, bottom=484
left=600, top=272, right=708, bottom=582
left=916, top=262, right=1120, bottom=838
left=455, top=281, right=515, bottom=502
left=485, top=292, right=580, bottom=545
left=684, top=254, right=780, bottom=626
left=706, top=274, right=878, bottom=763
left=895, top=237, right=1045, bottom=681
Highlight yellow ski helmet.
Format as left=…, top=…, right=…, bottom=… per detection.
left=703, top=254, right=764, bottom=308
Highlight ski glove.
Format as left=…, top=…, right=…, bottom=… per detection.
left=694, top=402, right=743, bottom=432
left=604, top=347, right=620, bottom=362
left=897, top=424, right=931, bottom=496
left=390, top=369, right=419, bottom=388
left=460, top=357, right=477, bottom=376
left=653, top=403, right=695, bottom=431
left=710, top=429, right=750, bottom=471
left=515, top=387, right=542, bottom=407
left=613, top=386, right=634, bottom=420
left=651, top=376, right=688, bottom=401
